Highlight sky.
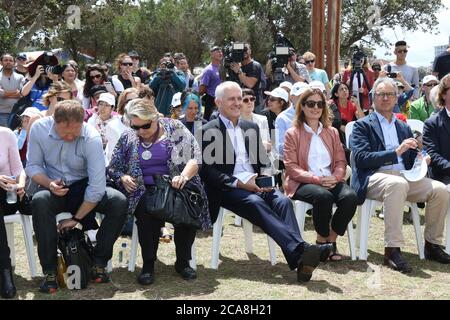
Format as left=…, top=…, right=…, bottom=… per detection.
left=373, top=0, right=450, bottom=67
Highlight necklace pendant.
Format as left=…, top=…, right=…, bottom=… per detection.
left=141, top=150, right=152, bottom=160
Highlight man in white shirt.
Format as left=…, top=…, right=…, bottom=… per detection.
left=200, top=81, right=332, bottom=283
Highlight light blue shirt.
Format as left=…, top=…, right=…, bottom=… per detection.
left=309, top=68, right=329, bottom=86
left=375, top=112, right=406, bottom=171
left=26, top=116, right=106, bottom=203
left=274, top=104, right=296, bottom=160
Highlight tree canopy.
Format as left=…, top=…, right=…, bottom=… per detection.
left=0, top=0, right=444, bottom=68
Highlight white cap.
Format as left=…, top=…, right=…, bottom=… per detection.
left=20, top=107, right=41, bottom=118
left=401, top=157, right=428, bottom=182
left=171, top=92, right=182, bottom=107
left=290, top=82, right=310, bottom=96
left=422, top=75, right=439, bottom=85
left=309, top=81, right=326, bottom=92
left=279, top=81, right=293, bottom=91
left=264, top=87, right=289, bottom=102
left=98, top=93, right=115, bottom=106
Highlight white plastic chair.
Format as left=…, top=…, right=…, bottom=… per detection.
left=293, top=200, right=356, bottom=260
left=4, top=212, right=37, bottom=278
left=128, top=218, right=197, bottom=272
left=406, top=119, right=424, bottom=134
left=345, top=121, right=355, bottom=149
left=356, top=200, right=424, bottom=260
left=446, top=205, right=450, bottom=254
left=211, top=207, right=277, bottom=269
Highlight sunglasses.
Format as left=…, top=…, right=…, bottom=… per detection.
left=131, top=56, right=140, bottom=60
left=396, top=49, right=408, bottom=54
left=56, top=97, right=66, bottom=102
left=90, top=74, right=102, bottom=80
left=268, top=97, right=281, bottom=102
left=243, top=97, right=256, bottom=103
left=424, top=83, right=438, bottom=87
left=121, top=62, right=133, bottom=66
left=372, top=67, right=381, bottom=71
left=305, top=60, right=315, bottom=64
left=130, top=122, right=152, bottom=131
left=304, top=100, right=326, bottom=109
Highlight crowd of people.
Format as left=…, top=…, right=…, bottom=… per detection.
left=0, top=38, right=450, bottom=298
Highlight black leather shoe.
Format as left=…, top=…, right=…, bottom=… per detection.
left=425, top=241, right=450, bottom=264
left=39, top=273, right=58, bottom=294
left=0, top=268, right=16, bottom=299
left=384, top=247, right=412, bottom=273
left=137, top=272, right=154, bottom=285
left=297, top=244, right=322, bottom=282
left=176, top=267, right=197, bottom=280
left=318, top=243, right=333, bottom=262
left=92, top=266, right=110, bottom=283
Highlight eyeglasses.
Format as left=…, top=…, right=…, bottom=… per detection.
left=375, top=92, right=397, bottom=98
left=424, top=83, right=438, bottom=87
left=305, top=60, right=315, bottom=64
left=121, top=63, right=133, bottom=66
left=304, top=100, right=326, bottom=109
left=56, top=97, right=67, bottom=102
left=130, top=122, right=152, bottom=131
left=396, top=49, right=408, bottom=54
left=243, top=97, right=256, bottom=103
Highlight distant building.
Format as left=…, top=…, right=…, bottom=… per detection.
left=435, top=36, right=450, bottom=58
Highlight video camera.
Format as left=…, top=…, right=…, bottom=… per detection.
left=223, top=42, right=245, bottom=69
left=351, top=46, right=366, bottom=72
left=268, top=32, right=295, bottom=84
left=158, top=59, right=176, bottom=80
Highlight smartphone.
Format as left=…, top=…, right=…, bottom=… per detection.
left=255, top=176, right=275, bottom=188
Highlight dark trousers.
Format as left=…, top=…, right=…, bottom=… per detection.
left=202, top=94, right=216, bottom=121
left=31, top=187, right=127, bottom=273
left=134, top=191, right=196, bottom=271
left=292, top=182, right=357, bottom=238
left=221, top=188, right=303, bottom=270
left=0, top=189, right=32, bottom=269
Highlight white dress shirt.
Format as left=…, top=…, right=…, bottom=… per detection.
left=304, top=122, right=332, bottom=177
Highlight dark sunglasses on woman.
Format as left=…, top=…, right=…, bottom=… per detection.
left=131, top=122, right=152, bottom=130
left=304, top=100, right=326, bottom=109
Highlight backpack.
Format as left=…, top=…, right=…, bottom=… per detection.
left=57, top=228, right=93, bottom=290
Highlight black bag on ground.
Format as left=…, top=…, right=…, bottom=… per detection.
left=143, top=175, right=203, bottom=229
left=57, top=228, right=93, bottom=290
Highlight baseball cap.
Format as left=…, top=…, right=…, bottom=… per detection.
left=422, top=75, right=439, bottom=85
left=20, top=107, right=41, bottom=118
left=171, top=92, right=182, bottom=107
left=98, top=93, right=115, bottom=106
left=290, top=82, right=310, bottom=97
left=17, top=53, right=27, bottom=61
left=264, top=87, right=289, bottom=102
left=128, top=51, right=139, bottom=58
left=279, top=81, right=293, bottom=91
left=309, top=81, right=326, bottom=93
left=401, top=156, right=428, bottom=182
left=210, top=46, right=222, bottom=53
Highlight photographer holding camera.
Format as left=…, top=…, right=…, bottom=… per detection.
left=150, top=56, right=186, bottom=117
left=284, top=48, right=310, bottom=84
left=228, top=43, right=264, bottom=113
left=20, top=52, right=61, bottom=112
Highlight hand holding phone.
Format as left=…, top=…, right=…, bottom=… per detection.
left=255, top=176, right=275, bottom=188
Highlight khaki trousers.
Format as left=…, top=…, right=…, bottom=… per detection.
left=366, top=170, right=449, bottom=248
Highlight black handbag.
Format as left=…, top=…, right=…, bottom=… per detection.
left=143, top=175, right=203, bottom=229
left=57, top=228, right=93, bottom=290
left=8, top=95, right=32, bottom=131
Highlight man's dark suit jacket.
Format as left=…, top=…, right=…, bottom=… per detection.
left=200, top=117, right=271, bottom=222
left=350, top=112, right=416, bottom=204
left=423, top=108, right=450, bottom=185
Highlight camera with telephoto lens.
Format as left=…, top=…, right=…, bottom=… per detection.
left=41, top=52, right=63, bottom=75
left=223, top=42, right=245, bottom=69
left=268, top=32, right=295, bottom=84
left=158, top=60, right=176, bottom=80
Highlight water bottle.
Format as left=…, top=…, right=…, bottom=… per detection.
left=6, top=176, right=17, bottom=204
left=56, top=253, right=67, bottom=288
left=118, top=242, right=128, bottom=268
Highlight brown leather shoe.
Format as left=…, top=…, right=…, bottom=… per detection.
left=384, top=247, right=412, bottom=273
left=425, top=241, right=450, bottom=264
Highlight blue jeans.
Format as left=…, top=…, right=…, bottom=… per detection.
left=0, top=113, right=9, bottom=127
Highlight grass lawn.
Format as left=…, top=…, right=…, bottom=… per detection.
left=7, top=210, right=450, bottom=300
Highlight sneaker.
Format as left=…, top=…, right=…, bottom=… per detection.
left=91, top=266, right=110, bottom=283
left=39, top=273, right=58, bottom=293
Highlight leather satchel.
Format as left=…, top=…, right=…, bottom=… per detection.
left=143, top=175, right=203, bottom=229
